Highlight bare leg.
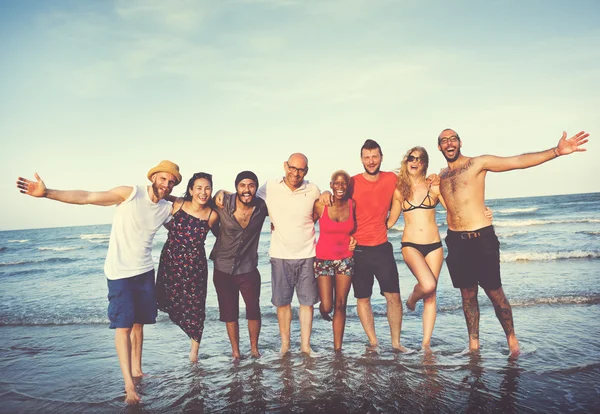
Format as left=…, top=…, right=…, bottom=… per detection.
left=333, top=273, right=352, bottom=351
left=356, top=297, right=378, bottom=348
left=248, top=319, right=261, bottom=357
left=226, top=321, right=241, bottom=359
left=189, top=339, right=200, bottom=363
left=317, top=275, right=334, bottom=321
left=277, top=304, right=292, bottom=354
left=460, top=286, right=480, bottom=351
left=299, top=304, right=314, bottom=354
left=384, top=292, right=406, bottom=351
left=484, top=287, right=520, bottom=355
left=130, top=323, right=144, bottom=377
left=115, top=327, right=140, bottom=405
left=422, top=249, right=443, bottom=348
left=402, top=247, right=439, bottom=311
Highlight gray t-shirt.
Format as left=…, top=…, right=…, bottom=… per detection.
left=209, top=193, right=268, bottom=275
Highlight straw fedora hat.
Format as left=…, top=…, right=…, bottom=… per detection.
left=147, top=160, right=182, bottom=185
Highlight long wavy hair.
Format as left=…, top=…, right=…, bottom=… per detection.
left=396, top=146, right=429, bottom=202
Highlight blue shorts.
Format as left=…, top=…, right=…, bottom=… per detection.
left=107, top=269, right=157, bottom=329
left=270, top=257, right=318, bottom=307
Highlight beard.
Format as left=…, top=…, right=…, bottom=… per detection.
left=442, top=147, right=461, bottom=163
left=363, top=165, right=381, bottom=176
left=152, top=183, right=169, bottom=200
left=237, top=191, right=255, bottom=206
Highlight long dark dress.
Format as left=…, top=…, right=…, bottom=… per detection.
left=156, top=207, right=212, bottom=343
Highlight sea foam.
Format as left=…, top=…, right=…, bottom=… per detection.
left=500, top=250, right=600, bottom=262
left=496, top=207, right=539, bottom=214
left=495, top=218, right=600, bottom=227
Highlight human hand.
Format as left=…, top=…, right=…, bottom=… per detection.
left=214, top=190, right=225, bottom=208
left=319, top=191, right=333, bottom=207
left=484, top=206, right=493, bottom=222
left=349, top=236, right=357, bottom=251
left=556, top=131, right=589, bottom=156
left=426, top=173, right=440, bottom=186
left=16, top=173, right=47, bottom=198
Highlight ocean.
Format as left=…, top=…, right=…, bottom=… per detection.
left=1, top=192, right=599, bottom=413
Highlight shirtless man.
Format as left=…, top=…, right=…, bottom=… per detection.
left=437, top=129, right=589, bottom=355
left=16, top=160, right=182, bottom=404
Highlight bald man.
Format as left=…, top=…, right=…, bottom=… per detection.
left=256, top=153, right=321, bottom=354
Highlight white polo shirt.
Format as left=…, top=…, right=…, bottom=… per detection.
left=257, top=177, right=320, bottom=259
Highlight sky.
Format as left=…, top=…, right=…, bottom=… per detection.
left=1, top=0, right=598, bottom=231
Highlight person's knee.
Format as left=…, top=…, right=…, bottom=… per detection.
left=334, top=296, right=347, bottom=313
left=422, top=280, right=437, bottom=296
left=460, top=286, right=478, bottom=300
left=321, top=301, right=333, bottom=313
left=385, top=293, right=401, bottom=306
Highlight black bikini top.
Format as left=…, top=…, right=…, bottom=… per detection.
left=402, top=189, right=439, bottom=212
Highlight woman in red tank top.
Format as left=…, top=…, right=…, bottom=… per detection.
left=313, top=170, right=356, bottom=351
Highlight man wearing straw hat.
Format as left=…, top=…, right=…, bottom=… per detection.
left=16, top=160, right=182, bottom=405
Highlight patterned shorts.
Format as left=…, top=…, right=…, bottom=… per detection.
left=314, top=257, right=354, bottom=278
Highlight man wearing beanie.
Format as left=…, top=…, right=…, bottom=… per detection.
left=210, top=170, right=267, bottom=359
left=16, top=160, right=182, bottom=405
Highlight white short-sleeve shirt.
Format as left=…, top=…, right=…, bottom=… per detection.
left=257, top=177, right=320, bottom=259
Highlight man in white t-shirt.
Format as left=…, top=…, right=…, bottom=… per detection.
left=16, top=160, right=182, bottom=405
left=256, top=153, right=320, bottom=354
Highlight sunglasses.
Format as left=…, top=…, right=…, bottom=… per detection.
left=406, top=155, right=422, bottom=163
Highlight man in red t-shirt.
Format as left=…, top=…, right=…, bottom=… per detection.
left=321, top=139, right=405, bottom=351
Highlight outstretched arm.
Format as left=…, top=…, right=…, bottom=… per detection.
left=16, top=173, right=131, bottom=206
left=386, top=189, right=402, bottom=229
left=481, top=131, right=589, bottom=172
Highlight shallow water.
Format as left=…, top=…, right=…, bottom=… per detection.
left=1, top=192, right=600, bottom=412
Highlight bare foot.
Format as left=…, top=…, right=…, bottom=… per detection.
left=232, top=351, right=241, bottom=360
left=189, top=351, right=199, bottom=363
left=132, top=370, right=147, bottom=379
left=406, top=293, right=416, bottom=311
left=392, top=344, right=409, bottom=353
left=366, top=343, right=379, bottom=353
left=124, top=386, right=141, bottom=405
left=319, top=304, right=332, bottom=321
left=279, top=343, right=290, bottom=355
left=509, top=343, right=520, bottom=358
left=251, top=348, right=261, bottom=358
left=422, top=344, right=432, bottom=353
left=508, top=336, right=520, bottom=357
left=301, top=346, right=312, bottom=355
left=320, top=310, right=332, bottom=322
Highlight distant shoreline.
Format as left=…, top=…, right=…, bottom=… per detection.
left=2, top=191, right=599, bottom=232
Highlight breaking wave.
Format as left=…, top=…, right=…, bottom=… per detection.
left=500, top=250, right=600, bottom=262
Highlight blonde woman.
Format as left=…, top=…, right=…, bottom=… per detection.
left=387, top=147, right=491, bottom=350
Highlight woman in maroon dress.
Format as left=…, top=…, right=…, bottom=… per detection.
left=156, top=172, right=219, bottom=362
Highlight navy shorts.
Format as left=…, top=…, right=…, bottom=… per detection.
left=107, top=269, right=157, bottom=329
left=270, top=257, right=318, bottom=307
left=353, top=242, right=400, bottom=298
left=445, top=225, right=502, bottom=290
